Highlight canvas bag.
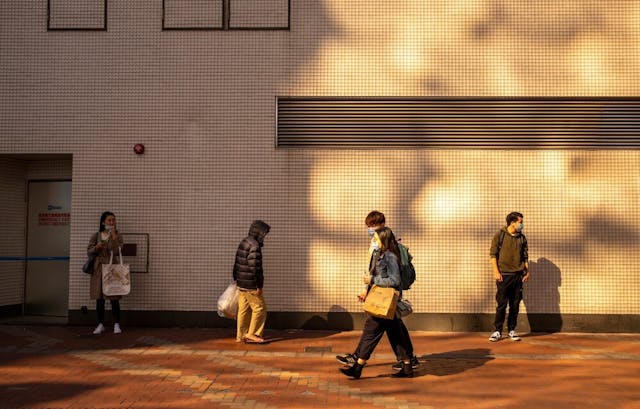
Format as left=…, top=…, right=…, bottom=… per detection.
left=102, top=247, right=131, bottom=296
left=363, top=285, right=399, bottom=319
left=217, top=282, right=239, bottom=319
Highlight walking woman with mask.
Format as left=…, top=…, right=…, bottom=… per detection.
left=87, top=211, right=124, bottom=334
left=340, top=226, right=414, bottom=379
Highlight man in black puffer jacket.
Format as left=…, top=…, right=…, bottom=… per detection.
left=233, top=220, right=270, bottom=343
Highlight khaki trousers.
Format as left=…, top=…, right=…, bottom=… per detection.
left=236, top=289, right=267, bottom=341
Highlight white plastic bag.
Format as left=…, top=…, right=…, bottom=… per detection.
left=217, top=282, right=239, bottom=319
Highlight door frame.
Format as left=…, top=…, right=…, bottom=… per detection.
left=24, top=178, right=72, bottom=317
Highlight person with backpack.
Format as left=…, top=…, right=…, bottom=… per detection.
left=340, top=227, right=414, bottom=379
left=336, top=211, right=419, bottom=372
left=489, top=211, right=530, bottom=342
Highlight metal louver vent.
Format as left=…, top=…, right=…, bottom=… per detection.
left=276, top=97, right=640, bottom=148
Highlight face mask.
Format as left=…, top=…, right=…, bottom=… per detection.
left=367, top=227, right=375, bottom=238
left=103, top=224, right=112, bottom=231
left=516, top=223, right=524, bottom=233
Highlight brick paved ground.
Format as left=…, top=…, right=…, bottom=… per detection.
left=0, top=325, right=638, bottom=409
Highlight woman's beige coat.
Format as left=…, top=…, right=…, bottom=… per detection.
left=87, top=231, right=124, bottom=300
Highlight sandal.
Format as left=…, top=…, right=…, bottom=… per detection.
left=243, top=335, right=267, bottom=344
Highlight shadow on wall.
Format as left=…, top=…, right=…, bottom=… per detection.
left=524, top=257, right=562, bottom=333
left=301, top=305, right=355, bottom=331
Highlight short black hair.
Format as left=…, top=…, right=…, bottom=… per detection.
left=506, top=212, right=523, bottom=226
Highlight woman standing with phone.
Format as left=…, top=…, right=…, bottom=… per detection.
left=87, top=211, right=124, bottom=334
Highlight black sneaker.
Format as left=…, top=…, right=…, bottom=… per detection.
left=336, top=353, right=357, bottom=366
left=411, top=355, right=420, bottom=369
left=392, top=355, right=420, bottom=371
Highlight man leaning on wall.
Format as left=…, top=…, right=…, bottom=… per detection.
left=489, top=212, right=530, bottom=342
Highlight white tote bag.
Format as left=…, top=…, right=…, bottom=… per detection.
left=102, top=247, right=131, bottom=296
left=217, top=282, right=239, bottom=319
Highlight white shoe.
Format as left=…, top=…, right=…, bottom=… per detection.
left=114, top=323, right=122, bottom=334
left=488, top=331, right=501, bottom=342
left=93, top=323, right=105, bottom=335
left=508, top=330, right=521, bottom=341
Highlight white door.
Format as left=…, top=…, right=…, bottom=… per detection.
left=25, top=180, right=71, bottom=316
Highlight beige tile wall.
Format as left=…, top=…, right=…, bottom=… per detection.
left=1, top=1, right=639, bottom=316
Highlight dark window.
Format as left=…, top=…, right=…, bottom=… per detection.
left=163, top=0, right=289, bottom=31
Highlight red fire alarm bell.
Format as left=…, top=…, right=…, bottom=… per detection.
left=133, top=143, right=145, bottom=155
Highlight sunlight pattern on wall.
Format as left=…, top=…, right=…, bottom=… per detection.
left=287, top=1, right=640, bottom=314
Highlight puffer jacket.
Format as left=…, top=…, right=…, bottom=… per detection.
left=233, top=236, right=264, bottom=290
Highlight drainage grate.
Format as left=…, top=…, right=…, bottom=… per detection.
left=304, top=346, right=333, bottom=353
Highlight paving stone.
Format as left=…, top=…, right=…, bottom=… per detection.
left=0, top=326, right=639, bottom=408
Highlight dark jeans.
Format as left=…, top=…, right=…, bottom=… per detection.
left=97, top=299, right=121, bottom=324
left=355, top=315, right=412, bottom=361
left=494, top=273, right=523, bottom=333
left=396, top=320, right=414, bottom=356
left=352, top=320, right=414, bottom=359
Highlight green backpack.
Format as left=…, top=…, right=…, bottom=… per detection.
left=397, top=242, right=416, bottom=290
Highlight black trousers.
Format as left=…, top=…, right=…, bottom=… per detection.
left=494, top=273, right=523, bottom=333
left=97, top=299, right=121, bottom=324
left=397, top=320, right=414, bottom=356
left=355, top=315, right=412, bottom=361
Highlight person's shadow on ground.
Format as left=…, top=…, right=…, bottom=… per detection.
left=524, top=257, right=563, bottom=334
left=417, top=348, right=494, bottom=377
left=370, top=348, right=494, bottom=378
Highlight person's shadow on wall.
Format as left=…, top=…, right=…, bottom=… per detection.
left=523, top=257, right=562, bottom=333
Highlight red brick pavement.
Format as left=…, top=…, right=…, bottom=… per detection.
left=0, top=325, right=638, bottom=409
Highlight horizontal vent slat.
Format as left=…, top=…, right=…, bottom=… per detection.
left=276, top=97, right=640, bottom=148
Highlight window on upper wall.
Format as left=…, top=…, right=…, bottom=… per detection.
left=162, top=0, right=289, bottom=31
left=48, top=0, right=107, bottom=31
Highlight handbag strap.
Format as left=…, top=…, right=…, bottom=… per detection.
left=107, top=247, right=124, bottom=266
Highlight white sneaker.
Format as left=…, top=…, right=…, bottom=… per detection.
left=93, top=323, right=105, bottom=335
left=508, top=330, right=521, bottom=341
left=489, top=331, right=501, bottom=342
left=114, top=323, right=122, bottom=334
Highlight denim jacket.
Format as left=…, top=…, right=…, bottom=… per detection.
left=372, top=251, right=402, bottom=292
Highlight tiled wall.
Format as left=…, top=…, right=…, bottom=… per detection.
left=1, top=1, right=639, bottom=319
